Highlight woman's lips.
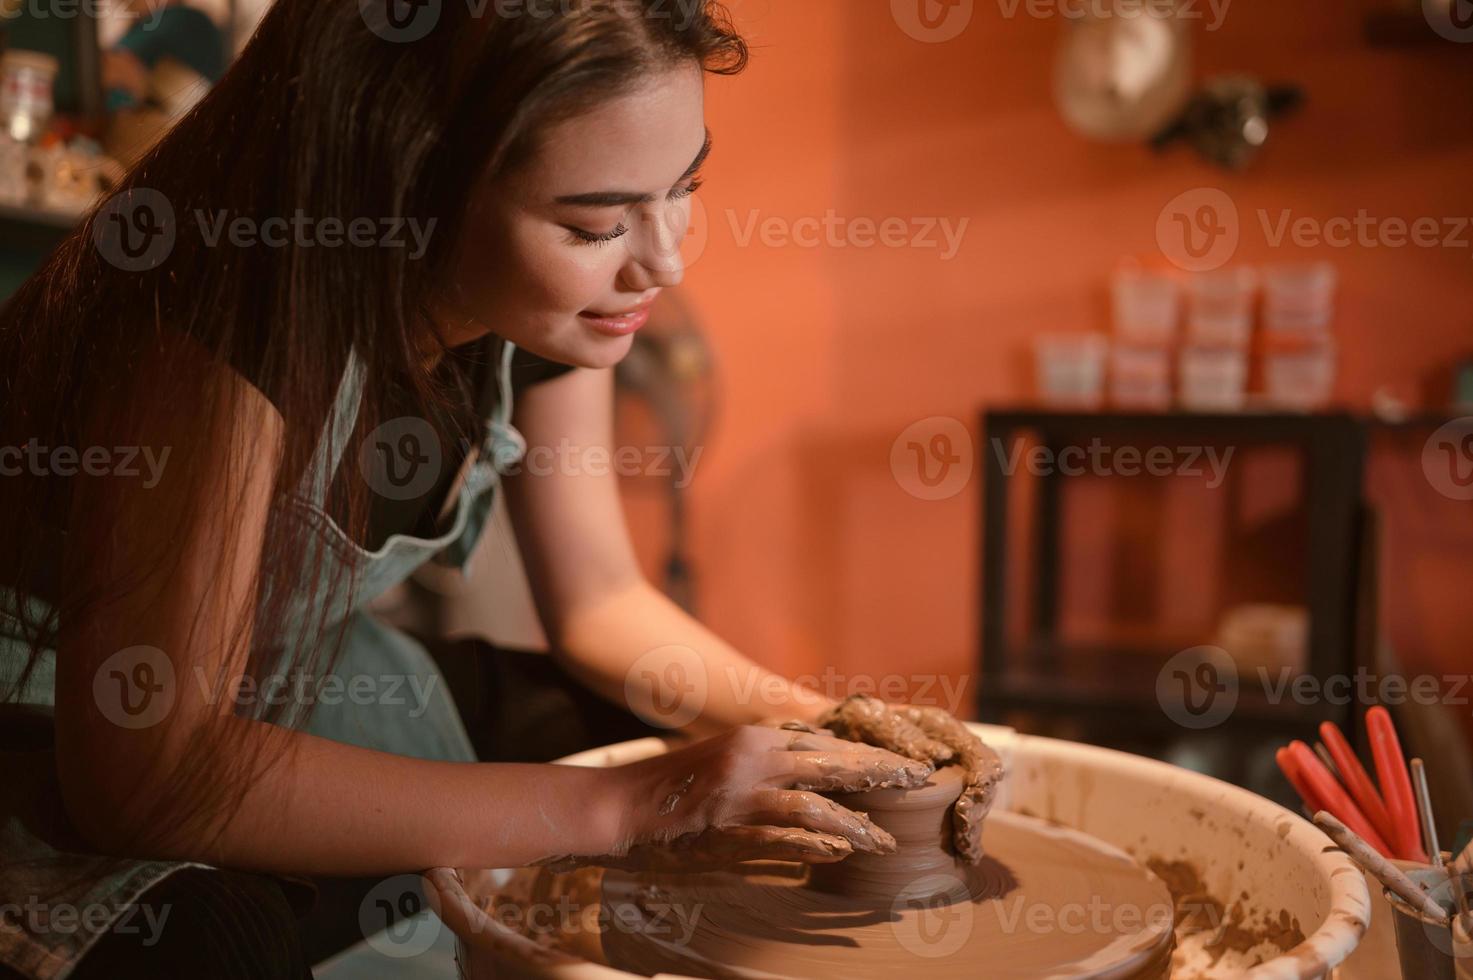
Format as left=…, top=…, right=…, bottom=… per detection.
left=579, top=304, right=652, bottom=337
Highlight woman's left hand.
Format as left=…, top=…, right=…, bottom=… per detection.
left=771, top=695, right=1005, bottom=865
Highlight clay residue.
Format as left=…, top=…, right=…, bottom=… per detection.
left=1146, top=857, right=1306, bottom=971
left=659, top=773, right=695, bottom=815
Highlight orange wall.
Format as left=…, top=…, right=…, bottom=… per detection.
left=671, top=0, right=1473, bottom=712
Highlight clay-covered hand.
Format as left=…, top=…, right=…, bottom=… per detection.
left=537, top=725, right=934, bottom=874
left=818, top=695, right=1004, bottom=864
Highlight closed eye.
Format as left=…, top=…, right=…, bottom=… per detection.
left=565, top=222, right=630, bottom=246
left=670, top=175, right=704, bottom=201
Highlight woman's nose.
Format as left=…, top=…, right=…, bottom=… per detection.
left=622, top=201, right=688, bottom=291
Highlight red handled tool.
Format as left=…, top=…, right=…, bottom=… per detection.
left=1287, top=740, right=1395, bottom=858
left=1276, top=746, right=1327, bottom=816
left=1366, top=706, right=1429, bottom=863
left=1318, top=721, right=1398, bottom=849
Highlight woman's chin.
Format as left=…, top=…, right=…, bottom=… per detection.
left=544, top=331, right=637, bottom=371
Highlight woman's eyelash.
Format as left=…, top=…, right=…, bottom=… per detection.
left=566, top=223, right=629, bottom=246
left=671, top=176, right=705, bottom=201
left=564, top=176, right=704, bottom=245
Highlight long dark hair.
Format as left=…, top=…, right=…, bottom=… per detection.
left=0, top=0, right=745, bottom=856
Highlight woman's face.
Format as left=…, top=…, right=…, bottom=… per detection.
left=437, top=62, right=708, bottom=370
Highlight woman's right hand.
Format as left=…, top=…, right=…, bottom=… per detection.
left=540, top=726, right=934, bottom=873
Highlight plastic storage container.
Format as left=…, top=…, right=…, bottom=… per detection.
left=1263, top=335, right=1337, bottom=410
left=1262, top=262, right=1337, bottom=333
left=1187, top=267, right=1258, bottom=349
left=1112, top=264, right=1181, bottom=345
left=1035, top=332, right=1107, bottom=409
left=1110, top=344, right=1172, bottom=409
left=1179, top=345, right=1249, bottom=412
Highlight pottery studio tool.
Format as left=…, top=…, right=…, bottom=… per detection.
left=1313, top=741, right=1339, bottom=778
left=1368, top=705, right=1430, bottom=863
left=1416, top=762, right=1473, bottom=921
left=1314, top=811, right=1449, bottom=925
left=1276, top=746, right=1326, bottom=816
left=1319, top=720, right=1399, bottom=848
left=1287, top=740, right=1395, bottom=857
left=1412, top=758, right=1444, bottom=869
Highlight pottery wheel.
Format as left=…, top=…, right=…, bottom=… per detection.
left=599, top=767, right=1175, bottom=979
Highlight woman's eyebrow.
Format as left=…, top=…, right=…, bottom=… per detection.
left=554, top=131, right=713, bottom=208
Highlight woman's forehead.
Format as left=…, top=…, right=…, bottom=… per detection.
left=518, top=65, right=708, bottom=198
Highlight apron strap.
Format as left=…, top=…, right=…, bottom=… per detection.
left=482, top=337, right=527, bottom=475
left=298, top=347, right=367, bottom=508
left=296, top=339, right=523, bottom=512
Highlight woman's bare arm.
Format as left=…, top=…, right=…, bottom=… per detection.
left=504, top=367, right=834, bottom=735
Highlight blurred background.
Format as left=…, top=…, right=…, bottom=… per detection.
left=1, top=0, right=1471, bottom=814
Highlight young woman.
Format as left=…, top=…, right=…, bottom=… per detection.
left=0, top=2, right=998, bottom=976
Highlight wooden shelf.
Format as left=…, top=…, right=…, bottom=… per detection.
left=0, top=202, right=80, bottom=230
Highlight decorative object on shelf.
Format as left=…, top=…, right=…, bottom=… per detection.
left=1054, top=8, right=1193, bottom=142
left=1151, top=75, right=1305, bottom=170
left=0, top=49, right=57, bottom=145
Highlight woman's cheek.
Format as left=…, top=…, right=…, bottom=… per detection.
left=531, top=239, right=624, bottom=314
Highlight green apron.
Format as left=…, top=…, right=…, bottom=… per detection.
left=0, top=338, right=526, bottom=979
